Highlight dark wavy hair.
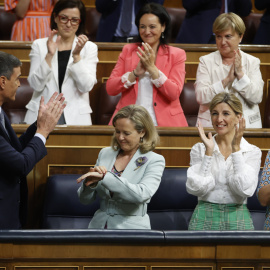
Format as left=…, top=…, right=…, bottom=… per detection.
left=135, top=3, right=171, bottom=45
left=50, top=0, right=86, bottom=35
left=0, top=52, right=21, bottom=80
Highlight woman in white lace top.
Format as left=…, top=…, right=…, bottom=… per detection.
left=186, top=92, right=261, bottom=230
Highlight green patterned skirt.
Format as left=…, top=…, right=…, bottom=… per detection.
left=188, top=200, right=254, bottom=231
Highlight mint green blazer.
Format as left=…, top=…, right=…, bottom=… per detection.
left=78, top=147, right=165, bottom=229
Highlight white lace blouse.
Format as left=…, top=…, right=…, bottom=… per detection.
left=186, top=136, right=262, bottom=204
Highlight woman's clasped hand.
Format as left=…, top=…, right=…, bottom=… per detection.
left=77, top=166, right=107, bottom=187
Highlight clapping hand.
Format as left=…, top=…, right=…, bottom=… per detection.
left=222, top=49, right=243, bottom=88
left=228, top=63, right=236, bottom=82
left=133, top=59, right=146, bottom=77
left=45, top=30, right=61, bottom=67
left=76, top=166, right=107, bottom=186
left=76, top=169, right=104, bottom=187
left=135, top=42, right=159, bottom=79
left=136, top=42, right=155, bottom=70
left=232, top=117, right=245, bottom=152
left=72, top=34, right=89, bottom=62
left=234, top=49, right=244, bottom=80
left=89, top=165, right=107, bottom=175
left=197, top=121, right=215, bottom=156
left=47, top=30, right=61, bottom=56
left=37, top=92, right=66, bottom=138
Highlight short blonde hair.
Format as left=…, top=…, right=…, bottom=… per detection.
left=111, top=105, right=160, bottom=154
left=213, top=12, right=245, bottom=36
left=210, top=92, right=243, bottom=115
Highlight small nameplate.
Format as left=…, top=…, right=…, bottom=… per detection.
left=248, top=112, right=260, bottom=124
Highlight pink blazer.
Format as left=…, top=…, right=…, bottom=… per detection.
left=106, top=44, right=188, bottom=127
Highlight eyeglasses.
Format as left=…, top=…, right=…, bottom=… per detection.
left=58, top=15, right=81, bottom=26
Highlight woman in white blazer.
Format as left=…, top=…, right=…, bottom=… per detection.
left=195, top=12, right=264, bottom=128
left=24, top=0, right=98, bottom=125
left=77, top=105, right=165, bottom=229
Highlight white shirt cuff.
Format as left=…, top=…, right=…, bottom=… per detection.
left=232, top=74, right=250, bottom=90
left=121, top=72, right=137, bottom=89
left=35, top=133, right=46, bottom=145
left=151, top=70, right=167, bottom=88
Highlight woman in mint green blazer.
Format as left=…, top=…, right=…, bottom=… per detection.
left=77, top=105, right=165, bottom=229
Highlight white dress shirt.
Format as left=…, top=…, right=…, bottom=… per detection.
left=224, top=0, right=228, bottom=13
left=121, top=70, right=167, bottom=126
left=115, top=0, right=138, bottom=37
left=186, top=136, right=262, bottom=204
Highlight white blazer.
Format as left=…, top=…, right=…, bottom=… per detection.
left=195, top=50, right=264, bottom=128
left=77, top=147, right=165, bottom=229
left=24, top=35, right=98, bottom=125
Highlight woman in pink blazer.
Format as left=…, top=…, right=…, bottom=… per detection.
left=106, top=3, right=188, bottom=127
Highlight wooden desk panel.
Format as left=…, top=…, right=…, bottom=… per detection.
left=0, top=240, right=269, bottom=269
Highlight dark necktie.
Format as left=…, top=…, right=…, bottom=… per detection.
left=220, top=0, right=228, bottom=13
left=220, top=0, right=225, bottom=13
left=121, top=0, right=134, bottom=36
left=0, top=111, right=8, bottom=136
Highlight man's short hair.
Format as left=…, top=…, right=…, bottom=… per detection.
left=0, top=51, right=21, bottom=80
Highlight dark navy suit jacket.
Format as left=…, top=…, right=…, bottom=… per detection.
left=0, top=110, right=47, bottom=229
left=175, top=0, right=252, bottom=44
left=95, top=0, right=164, bottom=42
left=253, top=0, right=270, bottom=44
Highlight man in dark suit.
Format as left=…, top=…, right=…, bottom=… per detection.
left=0, top=51, right=66, bottom=229
left=253, top=0, right=270, bottom=44
left=95, top=0, right=164, bottom=42
left=175, top=0, right=252, bottom=44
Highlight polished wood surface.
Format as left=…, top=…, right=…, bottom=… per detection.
left=0, top=238, right=270, bottom=269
